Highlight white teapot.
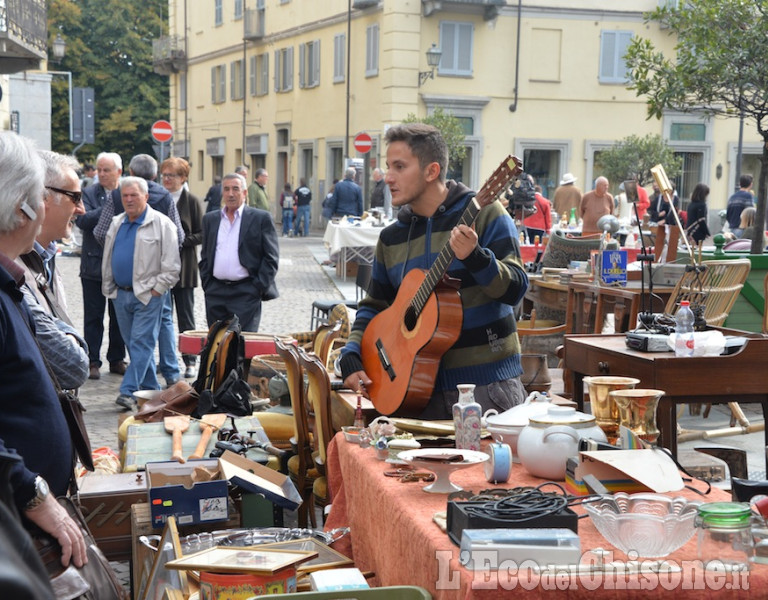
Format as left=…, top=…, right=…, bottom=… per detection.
left=517, top=405, right=606, bottom=480
left=483, top=391, right=551, bottom=460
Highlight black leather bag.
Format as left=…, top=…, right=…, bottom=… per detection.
left=197, top=369, right=253, bottom=417
left=35, top=497, right=126, bottom=600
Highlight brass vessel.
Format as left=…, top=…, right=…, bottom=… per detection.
left=609, top=388, right=663, bottom=445
left=583, top=376, right=640, bottom=444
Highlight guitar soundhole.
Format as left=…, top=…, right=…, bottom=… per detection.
left=404, top=306, right=418, bottom=331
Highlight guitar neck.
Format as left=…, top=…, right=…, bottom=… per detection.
left=410, top=157, right=521, bottom=316
left=414, top=200, right=482, bottom=312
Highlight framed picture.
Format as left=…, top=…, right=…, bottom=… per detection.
left=166, top=547, right=318, bottom=575
left=256, top=538, right=354, bottom=573
left=139, top=516, right=190, bottom=600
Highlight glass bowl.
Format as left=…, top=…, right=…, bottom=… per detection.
left=584, top=492, right=701, bottom=557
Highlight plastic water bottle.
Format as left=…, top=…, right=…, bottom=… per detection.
left=674, top=300, right=695, bottom=357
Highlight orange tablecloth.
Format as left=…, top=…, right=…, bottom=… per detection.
left=325, top=434, right=761, bottom=598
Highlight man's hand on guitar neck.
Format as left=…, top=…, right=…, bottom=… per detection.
left=343, top=370, right=373, bottom=398
left=450, top=224, right=478, bottom=260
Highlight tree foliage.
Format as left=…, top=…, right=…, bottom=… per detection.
left=403, top=108, right=468, bottom=173
left=47, top=0, right=169, bottom=163
left=624, top=0, right=768, bottom=254
left=599, top=134, right=682, bottom=188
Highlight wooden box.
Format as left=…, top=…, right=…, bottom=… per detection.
left=78, top=472, right=149, bottom=561
left=336, top=260, right=359, bottom=278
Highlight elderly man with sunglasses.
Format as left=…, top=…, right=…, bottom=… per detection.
left=15, top=151, right=89, bottom=390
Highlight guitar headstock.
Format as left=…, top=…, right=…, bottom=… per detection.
left=475, top=155, right=524, bottom=208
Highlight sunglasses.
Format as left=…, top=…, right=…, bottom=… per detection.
left=45, top=185, right=82, bottom=205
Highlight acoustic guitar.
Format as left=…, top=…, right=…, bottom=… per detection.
left=361, top=156, right=523, bottom=416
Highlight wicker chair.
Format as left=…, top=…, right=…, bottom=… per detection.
left=663, top=259, right=751, bottom=326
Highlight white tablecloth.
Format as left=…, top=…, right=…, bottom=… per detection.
left=322, top=221, right=385, bottom=256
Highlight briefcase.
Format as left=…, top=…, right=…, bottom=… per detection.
left=77, top=472, right=148, bottom=561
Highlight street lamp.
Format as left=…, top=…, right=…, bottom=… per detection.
left=48, top=31, right=73, bottom=143
left=418, top=44, right=442, bottom=87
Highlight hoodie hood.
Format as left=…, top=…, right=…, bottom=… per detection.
left=396, top=180, right=474, bottom=224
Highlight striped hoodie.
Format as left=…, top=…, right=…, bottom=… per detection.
left=339, top=180, right=529, bottom=393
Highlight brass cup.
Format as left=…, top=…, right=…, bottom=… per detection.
left=583, top=376, right=640, bottom=444
left=609, top=388, right=664, bottom=445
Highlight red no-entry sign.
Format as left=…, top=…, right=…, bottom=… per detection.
left=354, top=132, right=372, bottom=154
left=151, top=120, right=173, bottom=143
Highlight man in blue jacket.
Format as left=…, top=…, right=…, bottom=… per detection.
left=94, top=154, right=185, bottom=389
left=328, top=167, right=363, bottom=217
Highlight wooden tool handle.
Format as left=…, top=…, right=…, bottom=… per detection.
left=171, top=429, right=186, bottom=463
left=188, top=425, right=213, bottom=460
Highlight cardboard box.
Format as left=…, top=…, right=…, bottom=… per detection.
left=336, top=260, right=359, bottom=278
left=565, top=449, right=684, bottom=496
left=147, top=451, right=302, bottom=528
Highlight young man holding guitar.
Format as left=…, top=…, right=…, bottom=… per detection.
left=339, top=123, right=530, bottom=419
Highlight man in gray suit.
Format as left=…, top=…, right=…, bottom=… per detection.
left=199, top=173, right=279, bottom=332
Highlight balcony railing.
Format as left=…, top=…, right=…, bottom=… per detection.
left=422, top=0, right=506, bottom=21
left=244, top=8, right=265, bottom=40
left=0, top=0, right=46, bottom=74
left=152, top=35, right=186, bottom=75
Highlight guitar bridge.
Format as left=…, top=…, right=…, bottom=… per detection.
left=375, top=339, right=396, bottom=381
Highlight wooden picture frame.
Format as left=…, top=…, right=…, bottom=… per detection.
left=139, top=517, right=190, bottom=600
left=256, top=537, right=354, bottom=573
left=166, top=547, right=318, bottom=575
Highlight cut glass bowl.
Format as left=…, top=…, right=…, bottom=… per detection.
left=584, top=492, right=702, bottom=557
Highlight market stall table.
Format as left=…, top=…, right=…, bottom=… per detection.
left=323, top=221, right=387, bottom=280
left=324, top=435, right=759, bottom=599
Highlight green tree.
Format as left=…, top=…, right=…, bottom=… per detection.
left=599, top=134, right=682, bottom=188
left=625, top=0, right=768, bottom=254
left=47, top=0, right=169, bottom=163
left=403, top=108, right=467, bottom=175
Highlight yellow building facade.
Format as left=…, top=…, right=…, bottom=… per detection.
left=162, top=0, right=761, bottom=229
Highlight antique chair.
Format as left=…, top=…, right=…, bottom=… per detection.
left=297, top=347, right=336, bottom=523
left=275, top=338, right=318, bottom=528
left=663, top=258, right=751, bottom=326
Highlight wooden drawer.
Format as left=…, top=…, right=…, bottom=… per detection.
left=78, top=472, right=148, bottom=561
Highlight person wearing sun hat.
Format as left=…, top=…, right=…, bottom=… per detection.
left=553, top=172, right=582, bottom=218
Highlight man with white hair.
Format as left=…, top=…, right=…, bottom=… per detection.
left=95, top=153, right=185, bottom=388
left=17, top=150, right=89, bottom=389
left=102, top=177, right=180, bottom=410
left=580, top=176, right=614, bottom=235
left=75, top=151, right=126, bottom=380
left=328, top=167, right=363, bottom=217
left=0, top=132, right=87, bottom=569
left=200, top=172, right=279, bottom=331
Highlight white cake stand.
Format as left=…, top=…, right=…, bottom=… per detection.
left=398, top=449, right=489, bottom=494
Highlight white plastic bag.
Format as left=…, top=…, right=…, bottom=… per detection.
left=666, top=330, right=726, bottom=357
